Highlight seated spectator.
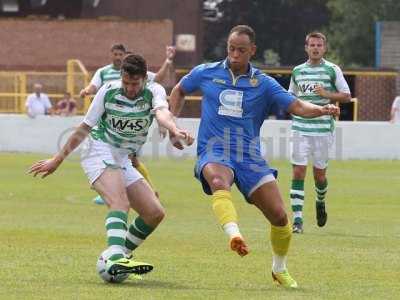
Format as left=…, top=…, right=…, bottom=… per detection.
left=56, top=92, right=77, bottom=116
left=390, top=95, right=400, bottom=124
left=25, top=83, right=52, bottom=118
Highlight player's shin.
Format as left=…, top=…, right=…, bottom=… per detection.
left=290, top=180, right=304, bottom=225
left=270, top=222, right=292, bottom=273
left=315, top=179, right=328, bottom=202
left=125, top=216, right=155, bottom=253
left=105, top=210, right=128, bottom=260
left=212, top=190, right=240, bottom=237
left=212, top=190, right=249, bottom=256
left=315, top=179, right=328, bottom=227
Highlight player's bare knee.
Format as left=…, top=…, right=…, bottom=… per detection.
left=210, top=176, right=230, bottom=191
left=270, top=210, right=288, bottom=227
left=142, top=206, right=165, bottom=226
left=153, top=206, right=165, bottom=224
left=293, top=166, right=306, bottom=180
left=313, top=171, right=326, bottom=183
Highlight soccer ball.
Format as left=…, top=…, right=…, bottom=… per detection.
left=96, top=249, right=129, bottom=283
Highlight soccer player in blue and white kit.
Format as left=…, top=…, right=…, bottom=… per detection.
left=169, top=25, right=340, bottom=288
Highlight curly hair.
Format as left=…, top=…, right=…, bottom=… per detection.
left=121, top=54, right=147, bottom=78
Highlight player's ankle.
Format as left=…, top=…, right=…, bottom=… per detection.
left=223, top=222, right=241, bottom=239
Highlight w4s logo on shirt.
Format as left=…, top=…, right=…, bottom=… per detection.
left=299, top=83, right=319, bottom=93
left=109, top=117, right=150, bottom=133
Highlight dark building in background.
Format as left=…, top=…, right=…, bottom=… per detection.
left=0, top=0, right=83, bottom=18
left=0, top=0, right=203, bottom=67
left=82, top=0, right=203, bottom=67
left=1, top=0, right=397, bottom=120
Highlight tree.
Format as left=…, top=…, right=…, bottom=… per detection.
left=203, top=0, right=330, bottom=66
left=326, top=0, right=400, bottom=67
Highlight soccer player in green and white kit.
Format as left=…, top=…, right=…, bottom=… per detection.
left=30, top=54, right=193, bottom=277
left=288, top=32, right=351, bottom=233
left=80, top=44, right=176, bottom=97
left=80, top=43, right=177, bottom=204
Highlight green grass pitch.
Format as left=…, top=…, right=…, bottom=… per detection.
left=0, top=153, right=399, bottom=299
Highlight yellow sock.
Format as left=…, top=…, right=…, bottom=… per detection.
left=270, top=222, right=292, bottom=256
left=212, top=190, right=238, bottom=226
left=136, top=161, right=155, bottom=189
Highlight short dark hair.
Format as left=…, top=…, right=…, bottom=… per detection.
left=121, top=54, right=147, bottom=78
left=305, top=32, right=327, bottom=45
left=110, top=43, right=126, bottom=52
left=229, top=25, right=256, bottom=43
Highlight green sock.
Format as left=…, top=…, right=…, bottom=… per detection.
left=290, top=180, right=304, bottom=224
left=105, top=210, right=128, bottom=260
left=125, top=217, right=155, bottom=252
left=315, top=180, right=328, bottom=202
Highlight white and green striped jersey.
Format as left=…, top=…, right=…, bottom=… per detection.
left=83, top=80, right=168, bottom=153
left=90, top=64, right=156, bottom=89
left=289, top=59, right=350, bottom=136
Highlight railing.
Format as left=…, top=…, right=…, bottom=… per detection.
left=0, top=63, right=358, bottom=120
left=0, top=73, right=26, bottom=113
left=66, top=59, right=91, bottom=112
left=0, top=59, right=90, bottom=114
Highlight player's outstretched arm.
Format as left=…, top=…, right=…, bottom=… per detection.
left=29, top=123, right=91, bottom=178
left=169, top=83, right=186, bottom=117
left=154, top=46, right=176, bottom=84
left=288, top=99, right=340, bottom=118
left=155, top=107, right=194, bottom=149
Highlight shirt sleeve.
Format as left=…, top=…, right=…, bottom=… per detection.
left=265, top=76, right=297, bottom=112
left=147, top=71, right=156, bottom=82
left=90, top=68, right=103, bottom=89
left=149, top=82, right=169, bottom=112
left=180, top=64, right=204, bottom=94
left=25, top=95, right=32, bottom=107
left=83, top=84, right=107, bottom=127
left=288, top=76, right=298, bottom=95
left=333, top=65, right=351, bottom=94
left=44, top=95, right=52, bottom=109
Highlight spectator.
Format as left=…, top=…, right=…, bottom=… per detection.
left=56, top=92, right=77, bottom=116
left=390, top=95, right=400, bottom=124
left=25, top=83, right=52, bottom=118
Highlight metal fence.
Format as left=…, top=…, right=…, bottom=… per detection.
left=0, top=59, right=90, bottom=114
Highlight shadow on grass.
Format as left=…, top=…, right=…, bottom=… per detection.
left=305, top=231, right=383, bottom=239
left=124, top=279, right=191, bottom=290
left=90, top=279, right=308, bottom=294
left=89, top=279, right=190, bottom=290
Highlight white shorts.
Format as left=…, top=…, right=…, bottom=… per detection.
left=290, top=131, right=334, bottom=169
left=80, top=137, right=143, bottom=187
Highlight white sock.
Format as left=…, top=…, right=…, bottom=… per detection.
left=122, top=246, right=131, bottom=256
left=222, top=222, right=242, bottom=239
left=272, top=254, right=287, bottom=273
left=293, top=211, right=302, bottom=220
